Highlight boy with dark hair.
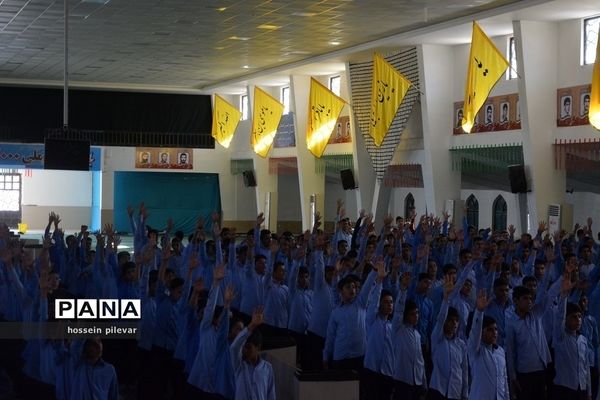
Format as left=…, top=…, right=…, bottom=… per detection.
left=505, top=281, right=558, bottom=400
left=323, top=264, right=379, bottom=371
left=230, top=307, right=276, bottom=400
left=468, top=289, right=509, bottom=399
left=363, top=260, right=396, bottom=400
left=428, top=275, right=468, bottom=400
left=485, top=278, right=511, bottom=347
left=553, top=273, right=591, bottom=399
left=392, top=271, right=426, bottom=400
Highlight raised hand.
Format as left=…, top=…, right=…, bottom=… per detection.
left=375, top=257, right=387, bottom=283
left=213, top=263, right=226, bottom=282
left=256, top=212, right=265, bottom=227
left=127, top=205, right=134, bottom=217
left=249, top=306, right=264, bottom=331
left=508, top=224, right=516, bottom=236
left=313, top=211, right=322, bottom=230
left=224, top=285, right=235, bottom=306
left=166, top=218, right=174, bottom=233
left=587, top=217, right=593, bottom=228
left=538, top=220, right=547, bottom=233
left=53, top=213, right=61, bottom=227
left=560, top=272, right=576, bottom=297
left=211, top=212, right=220, bottom=223
left=442, top=210, right=450, bottom=221
left=443, top=274, right=454, bottom=299
left=475, top=289, right=491, bottom=311
left=400, top=271, right=411, bottom=290
left=212, top=221, right=222, bottom=239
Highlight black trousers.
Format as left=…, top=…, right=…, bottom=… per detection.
left=516, top=370, right=547, bottom=400
left=392, top=380, right=422, bottom=400
left=592, top=366, right=599, bottom=400
left=552, top=385, right=587, bottom=400
left=150, top=346, right=185, bottom=400
left=362, top=368, right=394, bottom=400
left=426, top=388, right=459, bottom=400
left=289, top=331, right=309, bottom=370
left=185, top=383, right=227, bottom=400
left=304, top=331, right=326, bottom=370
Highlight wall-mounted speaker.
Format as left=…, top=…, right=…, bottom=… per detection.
left=508, top=164, right=527, bottom=193
left=242, top=170, right=257, bottom=187
left=340, top=169, right=357, bottom=190
left=44, top=139, right=90, bottom=171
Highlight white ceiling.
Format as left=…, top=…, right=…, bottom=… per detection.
left=0, top=0, right=598, bottom=94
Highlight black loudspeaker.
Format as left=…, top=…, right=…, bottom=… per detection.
left=44, top=139, right=90, bottom=171
left=242, top=170, right=257, bottom=187
left=340, top=169, right=357, bottom=190
left=508, top=164, right=527, bottom=193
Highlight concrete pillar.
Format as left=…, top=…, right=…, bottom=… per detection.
left=514, top=20, right=566, bottom=231
left=248, top=84, right=279, bottom=232
left=418, top=44, right=462, bottom=216
left=290, top=75, right=325, bottom=231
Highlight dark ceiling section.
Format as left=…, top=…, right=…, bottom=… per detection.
left=0, top=86, right=214, bottom=148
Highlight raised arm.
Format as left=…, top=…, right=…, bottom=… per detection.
left=432, top=275, right=454, bottom=343
left=231, top=307, right=263, bottom=371
left=392, top=271, right=411, bottom=333
left=467, top=289, right=491, bottom=356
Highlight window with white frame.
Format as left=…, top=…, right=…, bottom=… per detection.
left=281, top=87, right=290, bottom=114
left=507, top=37, right=517, bottom=80
left=329, top=76, right=341, bottom=96
left=583, top=16, right=599, bottom=65
left=240, top=94, right=248, bottom=120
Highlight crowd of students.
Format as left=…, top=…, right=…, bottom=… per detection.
left=0, top=201, right=599, bottom=400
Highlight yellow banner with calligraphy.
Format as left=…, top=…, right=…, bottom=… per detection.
left=212, top=95, right=242, bottom=148
left=251, top=87, right=284, bottom=158
left=590, top=28, right=600, bottom=130
left=462, top=21, right=509, bottom=134
left=306, top=78, right=347, bottom=158
left=370, top=53, right=412, bottom=146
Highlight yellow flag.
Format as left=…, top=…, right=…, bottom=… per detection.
left=590, top=28, right=600, bottom=130
left=251, top=87, right=284, bottom=157
left=306, top=78, right=347, bottom=158
left=369, top=53, right=412, bottom=146
left=462, top=22, right=509, bottom=133
left=212, top=95, right=242, bottom=148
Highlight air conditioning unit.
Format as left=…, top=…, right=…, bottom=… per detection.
left=548, top=204, right=561, bottom=235
left=548, top=203, right=574, bottom=233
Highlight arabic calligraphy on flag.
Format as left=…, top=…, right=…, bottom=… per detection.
left=306, top=78, right=346, bottom=158
left=461, top=21, right=509, bottom=134
left=212, top=95, right=242, bottom=148
left=369, top=53, right=412, bottom=146
left=251, top=87, right=284, bottom=157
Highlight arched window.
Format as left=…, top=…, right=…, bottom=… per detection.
left=492, top=195, right=508, bottom=232
left=404, top=193, right=415, bottom=219
left=466, top=194, right=479, bottom=230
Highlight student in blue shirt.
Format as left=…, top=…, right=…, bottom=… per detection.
left=392, top=271, right=426, bottom=400
left=428, top=275, right=468, bottom=400
left=363, top=259, right=395, bottom=400
left=187, top=264, right=235, bottom=399
left=505, top=282, right=555, bottom=400
left=485, top=278, right=511, bottom=347
left=305, top=240, right=337, bottom=370
left=553, top=273, right=592, bottom=400
left=288, top=252, right=314, bottom=370
left=230, top=307, right=276, bottom=400
left=151, top=275, right=189, bottom=400
left=323, top=264, right=378, bottom=371
left=263, top=260, right=290, bottom=337
left=468, top=289, right=509, bottom=400
left=579, top=292, right=600, bottom=399
left=65, top=338, right=119, bottom=400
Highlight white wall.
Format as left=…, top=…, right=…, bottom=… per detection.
left=460, top=189, right=519, bottom=231
left=22, top=170, right=92, bottom=206
left=389, top=188, right=426, bottom=219
left=565, top=191, right=600, bottom=231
